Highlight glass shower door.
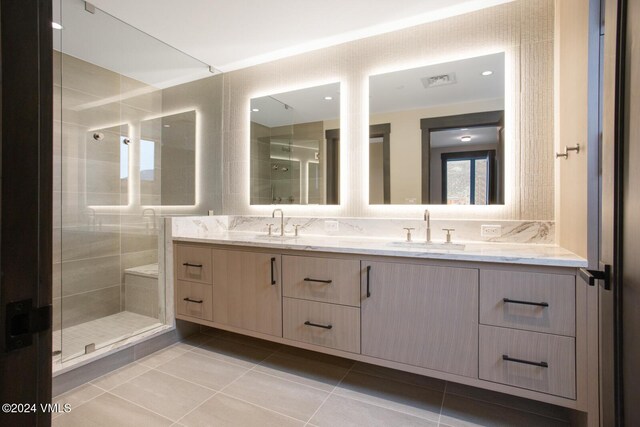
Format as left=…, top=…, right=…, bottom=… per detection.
left=53, top=0, right=212, bottom=366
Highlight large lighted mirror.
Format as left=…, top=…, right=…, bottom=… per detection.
left=369, top=52, right=505, bottom=205
left=86, top=124, right=129, bottom=206
left=140, top=110, right=196, bottom=206
left=250, top=82, right=340, bottom=205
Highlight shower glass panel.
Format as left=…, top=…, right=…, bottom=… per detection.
left=53, top=0, right=213, bottom=367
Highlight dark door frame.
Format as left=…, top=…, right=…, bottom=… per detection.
left=369, top=123, right=390, bottom=204
left=325, top=129, right=340, bottom=205
left=0, top=1, right=53, bottom=426
left=420, top=110, right=504, bottom=204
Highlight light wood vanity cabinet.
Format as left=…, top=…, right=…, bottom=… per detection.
left=360, top=261, right=479, bottom=378
left=174, top=242, right=584, bottom=410
left=282, top=255, right=360, bottom=306
left=211, top=249, right=282, bottom=337
left=174, top=244, right=213, bottom=322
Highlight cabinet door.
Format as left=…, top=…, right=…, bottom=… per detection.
left=212, top=249, right=282, bottom=337
left=361, top=261, right=479, bottom=378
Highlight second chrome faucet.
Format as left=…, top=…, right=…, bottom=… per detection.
left=424, top=209, right=431, bottom=243
left=272, top=208, right=284, bottom=236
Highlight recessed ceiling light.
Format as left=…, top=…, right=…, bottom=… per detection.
left=251, top=108, right=259, bottom=112
left=163, top=124, right=171, bottom=128
left=324, top=96, right=333, bottom=101
left=481, top=70, right=493, bottom=76
left=460, top=135, right=472, bottom=142
left=52, top=22, right=63, bottom=30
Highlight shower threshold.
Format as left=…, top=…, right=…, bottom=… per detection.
left=52, top=311, right=165, bottom=374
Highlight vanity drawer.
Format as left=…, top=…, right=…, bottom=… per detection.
left=479, top=325, right=575, bottom=399
left=176, top=280, right=213, bottom=321
left=283, top=256, right=360, bottom=306
left=176, top=244, right=212, bottom=284
left=480, top=270, right=575, bottom=336
left=283, top=297, right=360, bottom=353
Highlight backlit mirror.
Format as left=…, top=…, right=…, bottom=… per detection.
left=250, top=82, right=340, bottom=205
left=139, top=110, right=196, bottom=206
left=369, top=52, right=505, bottom=205
left=86, top=124, right=129, bottom=206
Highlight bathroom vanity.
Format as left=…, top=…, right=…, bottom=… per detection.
left=171, top=230, right=589, bottom=412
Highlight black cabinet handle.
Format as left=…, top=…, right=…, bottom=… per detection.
left=183, top=262, right=203, bottom=268
left=270, top=257, right=276, bottom=285
left=503, top=298, right=549, bottom=308
left=303, top=278, right=332, bottom=284
left=502, top=354, right=548, bottom=368
left=304, top=321, right=333, bottom=330
left=183, top=297, right=203, bottom=304
left=366, top=266, right=371, bottom=298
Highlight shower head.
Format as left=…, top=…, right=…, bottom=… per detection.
left=92, top=132, right=104, bottom=141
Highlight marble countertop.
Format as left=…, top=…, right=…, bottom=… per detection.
left=171, top=231, right=587, bottom=268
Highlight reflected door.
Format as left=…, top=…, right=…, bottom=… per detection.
left=442, top=151, right=494, bottom=205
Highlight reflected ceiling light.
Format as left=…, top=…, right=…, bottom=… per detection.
left=163, top=124, right=171, bottom=128
left=481, top=70, right=493, bottom=76
left=324, top=96, right=333, bottom=100
left=251, top=108, right=260, bottom=112
left=460, top=135, right=472, bottom=142
left=52, top=22, right=63, bottom=30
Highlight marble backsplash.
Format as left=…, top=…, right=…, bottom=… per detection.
left=171, top=215, right=555, bottom=244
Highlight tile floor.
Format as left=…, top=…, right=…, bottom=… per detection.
left=52, top=330, right=573, bottom=426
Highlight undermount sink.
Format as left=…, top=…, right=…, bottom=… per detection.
left=251, top=234, right=298, bottom=242
left=387, top=241, right=466, bottom=251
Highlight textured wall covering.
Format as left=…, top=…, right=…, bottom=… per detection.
left=220, top=0, right=555, bottom=220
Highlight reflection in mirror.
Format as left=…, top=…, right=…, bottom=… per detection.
left=86, top=124, right=129, bottom=206
left=369, top=52, right=505, bottom=205
left=139, top=110, right=196, bottom=206
left=250, top=82, right=340, bottom=205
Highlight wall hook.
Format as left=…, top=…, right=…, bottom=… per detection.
left=556, top=144, right=580, bottom=159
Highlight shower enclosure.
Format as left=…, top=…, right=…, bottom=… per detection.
left=52, top=0, right=221, bottom=370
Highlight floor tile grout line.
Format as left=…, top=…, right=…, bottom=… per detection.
left=437, top=382, right=448, bottom=426
left=218, top=390, right=311, bottom=424
left=52, top=385, right=107, bottom=418
left=88, top=362, right=151, bottom=391
left=100, top=391, right=178, bottom=424
left=171, top=391, right=221, bottom=426
left=303, top=360, right=356, bottom=426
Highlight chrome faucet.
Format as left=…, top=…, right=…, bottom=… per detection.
left=272, top=208, right=284, bottom=236
left=424, top=209, right=431, bottom=243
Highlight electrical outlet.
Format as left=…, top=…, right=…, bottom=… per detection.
left=481, top=225, right=502, bottom=238
left=324, top=220, right=339, bottom=233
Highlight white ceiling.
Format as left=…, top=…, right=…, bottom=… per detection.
left=250, top=82, right=340, bottom=128
left=370, top=52, right=505, bottom=115
left=430, top=126, right=499, bottom=149
left=86, top=0, right=512, bottom=72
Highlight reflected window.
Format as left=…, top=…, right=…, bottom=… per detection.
left=120, top=136, right=129, bottom=180
left=140, top=139, right=155, bottom=181
left=442, top=151, right=494, bottom=205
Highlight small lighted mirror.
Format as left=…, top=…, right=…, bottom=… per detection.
left=250, top=82, right=340, bottom=205
left=139, top=110, right=196, bottom=206
left=86, top=124, right=129, bottom=206
left=369, top=52, right=505, bottom=205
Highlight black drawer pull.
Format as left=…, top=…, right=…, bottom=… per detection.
left=502, top=354, right=548, bottom=368
left=366, top=266, right=371, bottom=298
left=183, top=297, right=203, bottom=304
left=304, top=321, right=333, bottom=330
left=303, top=278, right=333, bottom=284
left=270, top=257, right=276, bottom=285
left=183, top=262, right=203, bottom=268
left=503, top=298, right=549, bottom=308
